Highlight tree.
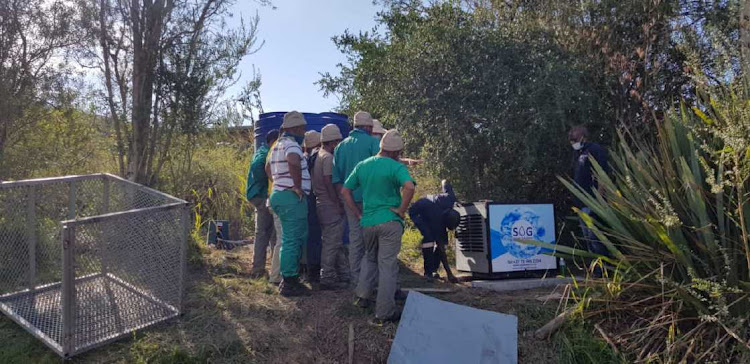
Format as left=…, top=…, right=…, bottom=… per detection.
left=320, top=3, right=610, bottom=213
left=84, top=0, right=262, bottom=185
left=0, top=0, right=77, bottom=174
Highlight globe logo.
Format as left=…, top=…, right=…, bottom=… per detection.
left=499, top=208, right=546, bottom=259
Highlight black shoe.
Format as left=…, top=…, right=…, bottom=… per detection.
left=423, top=274, right=435, bottom=282
left=354, top=297, right=373, bottom=308
left=369, top=312, right=402, bottom=326
left=394, top=289, right=408, bottom=302
left=279, top=276, right=311, bottom=297
left=249, top=269, right=268, bottom=279
left=430, top=272, right=441, bottom=279
left=307, top=264, right=321, bottom=284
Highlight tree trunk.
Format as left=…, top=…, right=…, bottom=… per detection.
left=742, top=0, right=750, bottom=77
left=99, top=0, right=126, bottom=177
left=129, top=0, right=170, bottom=184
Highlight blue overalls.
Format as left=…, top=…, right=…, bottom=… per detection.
left=408, top=182, right=456, bottom=276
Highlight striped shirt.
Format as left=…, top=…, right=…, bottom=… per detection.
left=270, top=136, right=311, bottom=194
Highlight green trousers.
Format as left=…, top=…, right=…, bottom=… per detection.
left=269, top=189, right=308, bottom=278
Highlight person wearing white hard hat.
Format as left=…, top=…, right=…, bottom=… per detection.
left=332, top=111, right=380, bottom=287
left=373, top=119, right=422, bottom=167
left=342, top=129, right=416, bottom=324
left=372, top=119, right=387, bottom=140
left=266, top=111, right=311, bottom=297
left=312, top=124, right=351, bottom=290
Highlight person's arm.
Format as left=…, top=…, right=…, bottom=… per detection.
left=246, top=158, right=256, bottom=201
left=286, top=152, right=304, bottom=199
left=322, top=157, right=343, bottom=214
left=341, top=187, right=360, bottom=219
left=391, top=181, right=416, bottom=219
left=264, top=159, right=272, bottom=185
left=400, top=158, right=424, bottom=166
left=342, top=164, right=362, bottom=217
left=332, top=145, right=343, bottom=185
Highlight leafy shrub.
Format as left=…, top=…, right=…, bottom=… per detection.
left=549, top=80, right=750, bottom=362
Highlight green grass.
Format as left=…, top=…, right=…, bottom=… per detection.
left=555, top=320, right=626, bottom=364
left=0, top=317, right=59, bottom=364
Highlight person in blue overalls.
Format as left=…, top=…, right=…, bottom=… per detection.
left=408, top=180, right=461, bottom=283
left=569, top=125, right=610, bottom=277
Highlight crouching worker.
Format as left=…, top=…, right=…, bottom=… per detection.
left=313, top=124, right=351, bottom=290
left=342, top=130, right=416, bottom=324
left=267, top=111, right=311, bottom=297
left=409, top=180, right=460, bottom=283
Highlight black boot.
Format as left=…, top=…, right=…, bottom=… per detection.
left=308, top=264, right=321, bottom=290
left=279, top=276, right=311, bottom=297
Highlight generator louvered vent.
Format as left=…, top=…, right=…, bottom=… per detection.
left=455, top=213, right=485, bottom=252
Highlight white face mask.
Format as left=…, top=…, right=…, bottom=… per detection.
left=571, top=142, right=583, bottom=151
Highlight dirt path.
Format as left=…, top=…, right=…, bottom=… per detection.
left=0, top=245, right=562, bottom=363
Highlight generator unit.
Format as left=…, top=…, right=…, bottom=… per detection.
left=454, top=202, right=558, bottom=278
left=454, top=202, right=491, bottom=274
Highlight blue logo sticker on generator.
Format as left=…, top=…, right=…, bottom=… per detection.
left=488, top=204, right=556, bottom=273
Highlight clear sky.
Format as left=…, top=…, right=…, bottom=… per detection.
left=228, top=0, right=380, bottom=118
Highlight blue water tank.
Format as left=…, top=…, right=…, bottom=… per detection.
left=254, top=112, right=351, bottom=147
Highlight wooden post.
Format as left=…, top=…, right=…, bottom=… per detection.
left=26, top=187, right=37, bottom=290
left=61, top=224, right=76, bottom=357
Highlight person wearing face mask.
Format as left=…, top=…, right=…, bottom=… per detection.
left=266, top=111, right=312, bottom=296
left=569, top=126, right=610, bottom=276
left=332, top=111, right=380, bottom=287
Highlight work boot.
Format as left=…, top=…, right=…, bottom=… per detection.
left=279, top=276, right=311, bottom=297
left=394, top=289, right=408, bottom=302
left=354, top=297, right=373, bottom=309
left=249, top=269, right=267, bottom=280
left=307, top=264, right=321, bottom=290
left=369, top=311, right=402, bottom=326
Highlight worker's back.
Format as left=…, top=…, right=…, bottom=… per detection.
left=332, top=128, right=380, bottom=202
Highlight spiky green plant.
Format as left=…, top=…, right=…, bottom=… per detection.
left=532, top=80, right=750, bottom=362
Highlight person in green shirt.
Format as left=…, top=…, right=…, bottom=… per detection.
left=246, top=129, right=279, bottom=278
left=342, top=129, right=416, bottom=324
left=333, top=111, right=380, bottom=287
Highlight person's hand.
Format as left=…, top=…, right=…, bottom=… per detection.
left=292, top=187, right=304, bottom=200
left=390, top=207, right=406, bottom=219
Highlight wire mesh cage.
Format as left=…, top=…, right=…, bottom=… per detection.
left=0, top=174, right=189, bottom=358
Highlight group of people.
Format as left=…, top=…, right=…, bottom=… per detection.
left=245, top=110, right=457, bottom=323
left=245, top=109, right=610, bottom=323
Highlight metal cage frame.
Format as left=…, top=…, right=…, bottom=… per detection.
left=0, top=174, right=189, bottom=358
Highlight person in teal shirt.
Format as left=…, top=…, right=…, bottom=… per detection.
left=246, top=130, right=279, bottom=278
left=332, top=111, right=380, bottom=286
left=342, top=129, right=416, bottom=324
